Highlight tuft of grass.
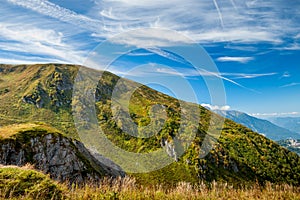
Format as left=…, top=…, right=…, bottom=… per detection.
left=0, top=166, right=66, bottom=199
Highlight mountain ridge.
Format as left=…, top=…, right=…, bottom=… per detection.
left=215, top=110, right=300, bottom=141
left=269, top=117, right=300, bottom=134
left=0, top=64, right=299, bottom=186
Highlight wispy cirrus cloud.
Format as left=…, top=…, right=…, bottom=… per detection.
left=93, top=0, right=298, bottom=45
left=274, top=44, right=300, bottom=51
left=251, top=112, right=299, bottom=118
left=222, top=72, right=277, bottom=79
left=0, top=23, right=64, bottom=47
left=280, top=82, right=300, bottom=88
left=1, top=0, right=300, bottom=64
left=6, top=0, right=104, bottom=34
left=216, top=56, right=254, bottom=63
left=0, top=22, right=85, bottom=63
left=107, top=60, right=273, bottom=94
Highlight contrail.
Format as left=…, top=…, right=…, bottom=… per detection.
left=7, top=0, right=104, bottom=34
left=198, top=68, right=261, bottom=94
left=212, top=0, right=224, bottom=28
left=229, top=0, right=237, bottom=10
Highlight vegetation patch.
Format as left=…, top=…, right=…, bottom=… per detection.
left=0, top=166, right=65, bottom=199
left=0, top=123, right=62, bottom=139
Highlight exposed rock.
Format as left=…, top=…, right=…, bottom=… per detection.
left=0, top=130, right=124, bottom=184
left=22, top=83, right=47, bottom=108
left=22, top=66, right=74, bottom=109
left=161, top=137, right=178, bottom=161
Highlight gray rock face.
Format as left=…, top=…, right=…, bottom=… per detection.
left=161, top=138, right=178, bottom=161
left=0, top=131, right=124, bottom=184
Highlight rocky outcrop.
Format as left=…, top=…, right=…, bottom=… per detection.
left=161, top=138, right=178, bottom=161
left=22, top=66, right=74, bottom=109
left=22, top=83, right=47, bottom=108
left=0, top=129, right=124, bottom=184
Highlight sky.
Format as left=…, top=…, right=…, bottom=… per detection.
left=0, top=0, right=300, bottom=118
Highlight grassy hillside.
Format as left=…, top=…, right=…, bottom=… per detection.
left=0, top=64, right=300, bottom=186
left=0, top=64, right=77, bottom=137
left=0, top=166, right=299, bottom=200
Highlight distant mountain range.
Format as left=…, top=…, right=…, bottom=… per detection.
left=215, top=110, right=300, bottom=141
left=269, top=117, right=300, bottom=134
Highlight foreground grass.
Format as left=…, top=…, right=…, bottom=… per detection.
left=0, top=166, right=299, bottom=200
left=68, top=179, right=300, bottom=200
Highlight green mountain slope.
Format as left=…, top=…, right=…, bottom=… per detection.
left=0, top=64, right=299, bottom=186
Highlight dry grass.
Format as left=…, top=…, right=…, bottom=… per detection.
left=65, top=178, right=300, bottom=200
left=0, top=123, right=61, bottom=139
left=0, top=163, right=35, bottom=170
left=0, top=172, right=299, bottom=200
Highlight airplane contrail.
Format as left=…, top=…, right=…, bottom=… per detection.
left=198, top=68, right=261, bottom=94
left=212, top=0, right=224, bottom=28
left=229, top=0, right=237, bottom=10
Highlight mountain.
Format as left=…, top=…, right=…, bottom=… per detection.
left=215, top=110, right=300, bottom=141
left=277, top=139, right=300, bottom=155
left=269, top=117, right=300, bottom=134
left=0, top=64, right=300, bottom=186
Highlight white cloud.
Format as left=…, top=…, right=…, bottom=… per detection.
left=6, top=0, right=104, bottom=34
left=201, top=103, right=231, bottom=111
left=187, top=29, right=281, bottom=44
left=222, top=72, right=277, bottom=79
left=217, top=56, right=254, bottom=63
left=145, top=48, right=187, bottom=64
left=2, top=0, right=300, bottom=64
left=274, top=44, right=300, bottom=51
left=212, top=0, right=224, bottom=28
left=197, top=68, right=260, bottom=93
left=2, top=0, right=298, bottom=50
left=126, top=51, right=155, bottom=56
left=0, top=58, right=63, bottom=65
left=105, top=28, right=194, bottom=48
left=251, top=112, right=299, bottom=118
left=94, top=0, right=291, bottom=45
left=220, top=105, right=231, bottom=111
left=0, top=23, right=64, bottom=46
left=280, top=82, right=300, bottom=88
left=0, top=23, right=84, bottom=63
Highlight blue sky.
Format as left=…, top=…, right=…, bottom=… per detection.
left=0, top=0, right=300, bottom=118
